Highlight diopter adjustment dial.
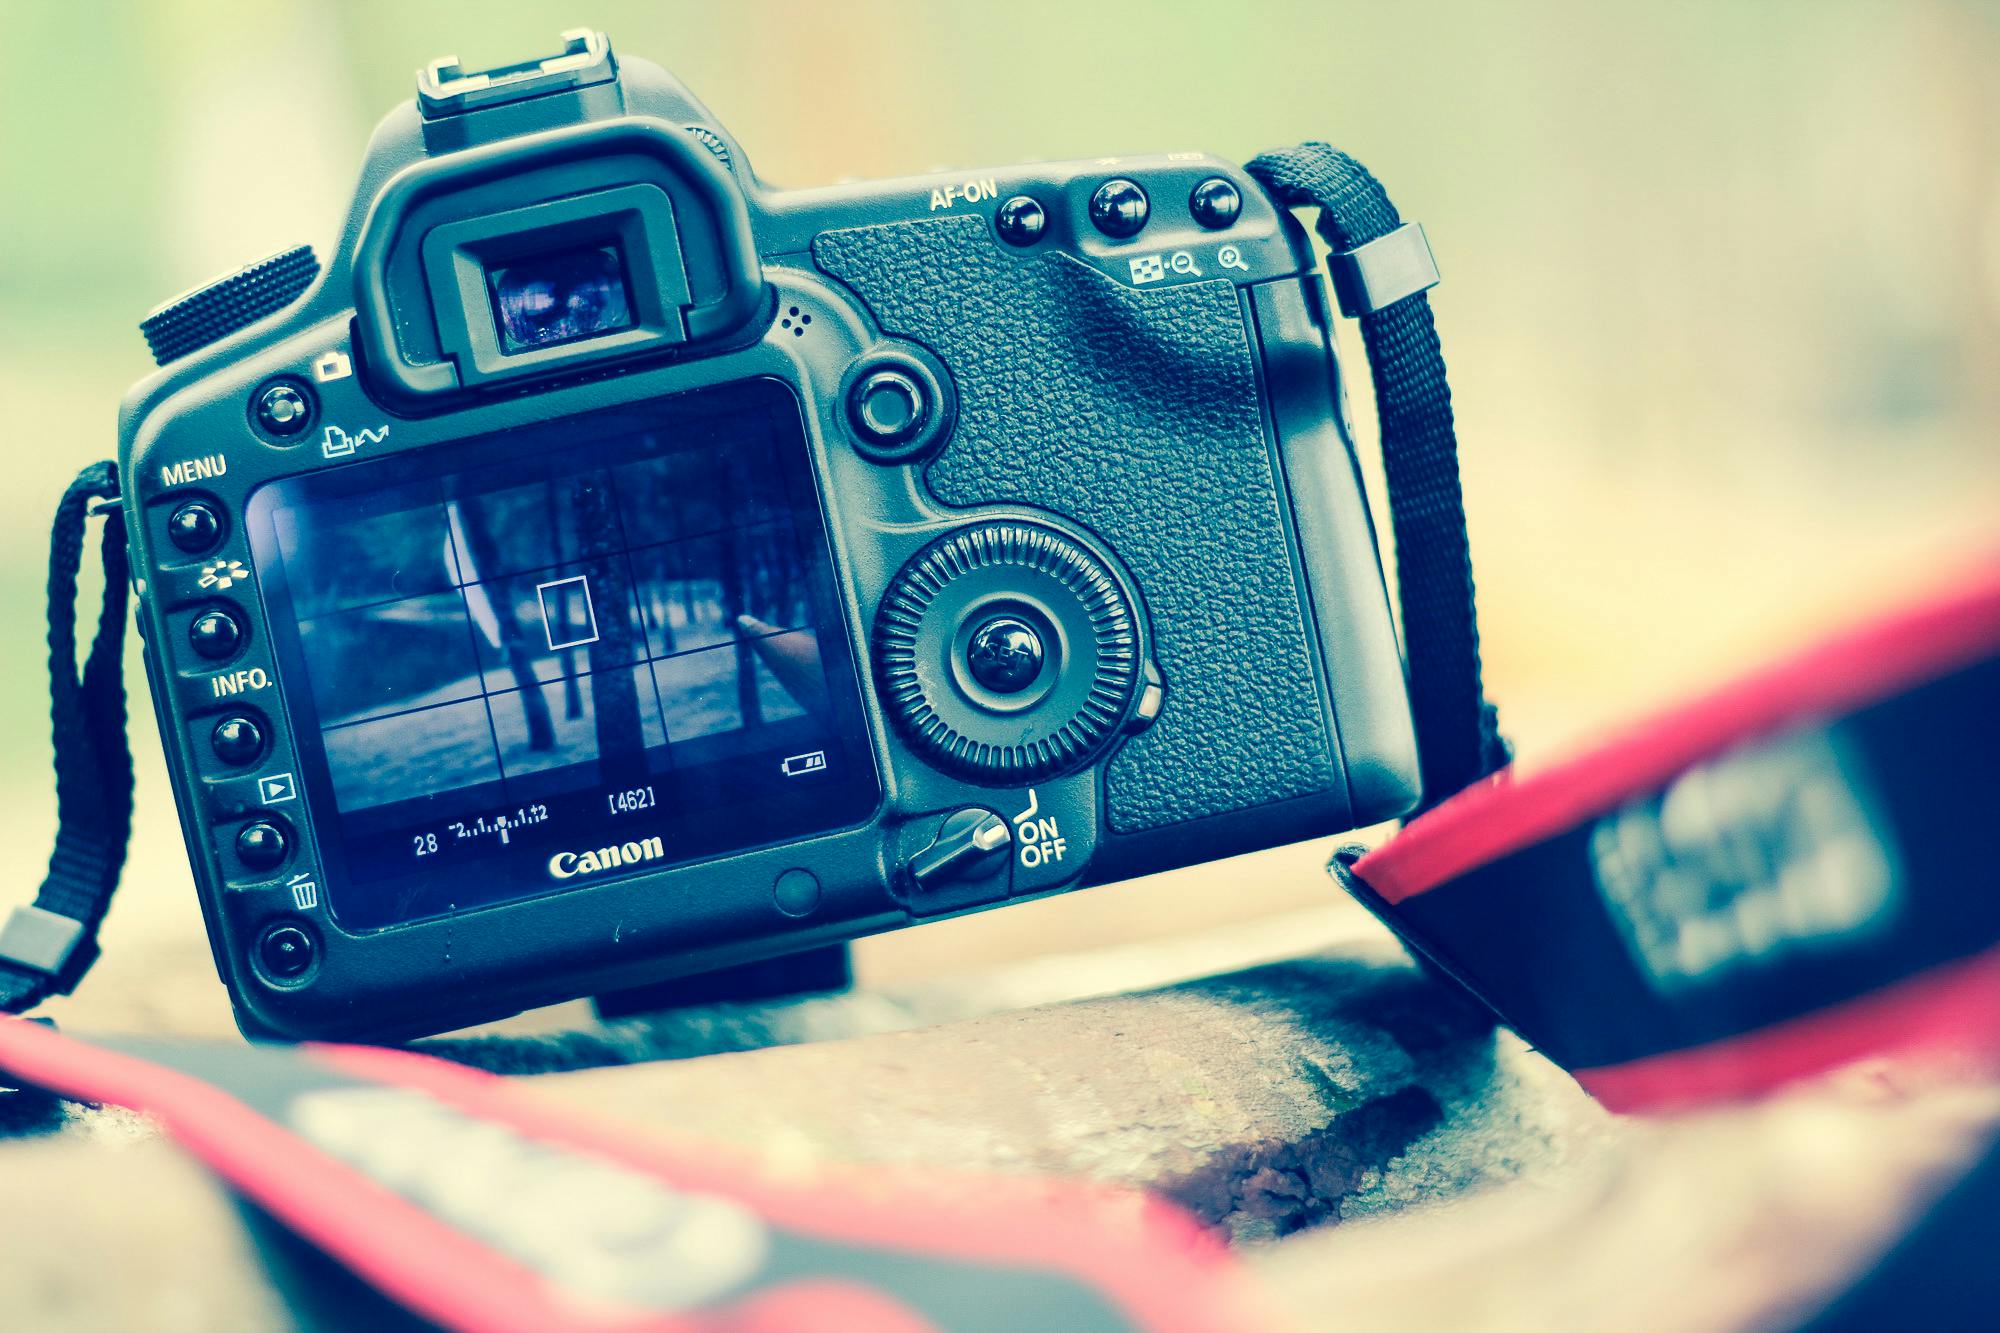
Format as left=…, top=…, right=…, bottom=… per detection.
left=139, top=245, right=320, bottom=367
left=874, top=522, right=1143, bottom=785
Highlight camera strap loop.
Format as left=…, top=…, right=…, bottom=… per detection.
left=0, top=462, right=132, bottom=1012
left=1246, top=144, right=1508, bottom=810
left=1341, top=560, right=2000, bottom=1111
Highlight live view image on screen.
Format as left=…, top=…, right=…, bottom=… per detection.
left=247, top=379, right=877, bottom=928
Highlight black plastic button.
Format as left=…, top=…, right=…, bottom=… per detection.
left=773, top=868, right=821, bottom=917
left=1089, top=179, right=1149, bottom=238
left=257, top=922, right=315, bottom=980
left=994, top=195, right=1046, bottom=246
left=1189, top=178, right=1242, bottom=230
left=211, top=715, right=264, bottom=766
left=237, top=820, right=289, bottom=870
left=965, top=615, right=1045, bottom=694
left=167, top=501, right=224, bottom=554
left=188, top=608, right=243, bottom=660
left=849, top=368, right=928, bottom=444
left=252, top=379, right=315, bottom=439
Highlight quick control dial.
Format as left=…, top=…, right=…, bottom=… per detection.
left=874, top=522, right=1144, bottom=785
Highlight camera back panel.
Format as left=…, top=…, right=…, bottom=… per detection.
left=118, top=35, right=1418, bottom=1039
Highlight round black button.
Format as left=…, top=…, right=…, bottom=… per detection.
left=211, top=715, right=264, bottom=766
left=188, top=608, right=243, bottom=660
left=1089, top=179, right=1150, bottom=238
left=258, top=923, right=315, bottom=981
left=238, top=820, right=289, bottom=870
left=1189, top=177, right=1242, bottom=230
left=167, top=501, right=224, bottom=554
left=252, top=379, right=314, bottom=439
left=965, top=615, right=1046, bottom=694
left=850, top=368, right=928, bottom=444
left=994, top=195, right=1047, bottom=246
left=773, top=868, right=822, bottom=918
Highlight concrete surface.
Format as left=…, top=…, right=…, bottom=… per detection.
left=3, top=888, right=1994, bottom=1332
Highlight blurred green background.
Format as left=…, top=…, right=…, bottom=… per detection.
left=1, top=1, right=1996, bottom=1030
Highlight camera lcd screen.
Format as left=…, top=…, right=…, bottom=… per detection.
left=486, top=241, right=636, bottom=353
left=245, top=379, right=879, bottom=930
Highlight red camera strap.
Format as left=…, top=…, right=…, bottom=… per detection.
left=1342, top=558, right=2000, bottom=1112
left=0, top=1017, right=1260, bottom=1333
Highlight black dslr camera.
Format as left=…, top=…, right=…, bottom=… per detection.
left=120, top=32, right=1419, bottom=1039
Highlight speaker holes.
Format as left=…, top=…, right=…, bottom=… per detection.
left=779, top=305, right=814, bottom=338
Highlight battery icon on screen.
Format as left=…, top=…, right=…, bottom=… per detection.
left=780, top=750, right=828, bottom=777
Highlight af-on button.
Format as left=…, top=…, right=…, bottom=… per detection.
left=994, top=195, right=1047, bottom=246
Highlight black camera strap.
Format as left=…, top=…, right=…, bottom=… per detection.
left=0, top=461, right=132, bottom=1013
left=1247, top=143, right=1508, bottom=808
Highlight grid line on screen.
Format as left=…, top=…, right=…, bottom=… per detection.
left=303, top=459, right=822, bottom=815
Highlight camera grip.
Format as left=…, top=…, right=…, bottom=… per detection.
left=813, top=215, right=1338, bottom=834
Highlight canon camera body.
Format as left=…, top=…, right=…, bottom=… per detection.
left=117, top=32, right=1419, bottom=1039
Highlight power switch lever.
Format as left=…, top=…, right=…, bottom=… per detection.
left=907, top=809, right=1012, bottom=892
